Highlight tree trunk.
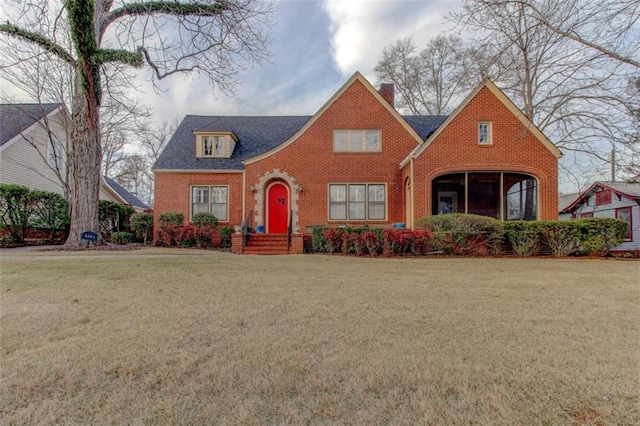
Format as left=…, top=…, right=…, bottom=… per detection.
left=64, top=74, right=102, bottom=246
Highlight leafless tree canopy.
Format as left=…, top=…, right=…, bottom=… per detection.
left=447, top=0, right=639, bottom=186
left=374, top=36, right=491, bottom=115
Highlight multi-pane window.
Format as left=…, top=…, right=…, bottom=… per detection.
left=191, top=186, right=228, bottom=221
left=333, top=130, right=381, bottom=152
left=202, top=136, right=225, bottom=157
left=478, top=122, right=492, bottom=145
left=329, top=184, right=386, bottom=221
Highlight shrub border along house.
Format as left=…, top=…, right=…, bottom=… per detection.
left=309, top=215, right=628, bottom=258
left=155, top=212, right=233, bottom=249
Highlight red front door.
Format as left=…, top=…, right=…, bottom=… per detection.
left=267, top=183, right=289, bottom=233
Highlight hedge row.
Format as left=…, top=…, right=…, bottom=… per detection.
left=310, top=214, right=627, bottom=257
left=155, top=212, right=233, bottom=249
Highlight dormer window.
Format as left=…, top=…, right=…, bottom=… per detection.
left=195, top=132, right=237, bottom=158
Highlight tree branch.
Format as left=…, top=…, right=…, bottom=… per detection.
left=485, top=0, right=640, bottom=68
left=0, top=22, right=76, bottom=65
left=100, top=1, right=231, bottom=36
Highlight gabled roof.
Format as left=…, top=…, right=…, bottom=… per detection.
left=244, top=72, right=426, bottom=165
left=560, top=181, right=640, bottom=213
left=102, top=175, right=151, bottom=211
left=0, top=103, right=62, bottom=147
left=400, top=78, right=562, bottom=168
left=153, top=73, right=448, bottom=172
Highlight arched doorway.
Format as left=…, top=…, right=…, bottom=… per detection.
left=266, top=182, right=289, bottom=233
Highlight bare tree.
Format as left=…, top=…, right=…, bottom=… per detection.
left=139, top=120, right=177, bottom=162
left=1, top=0, right=273, bottom=246
left=452, top=0, right=639, bottom=186
left=374, top=36, right=487, bottom=115
left=476, top=0, right=640, bottom=69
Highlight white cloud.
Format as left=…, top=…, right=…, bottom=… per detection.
left=322, top=0, right=460, bottom=80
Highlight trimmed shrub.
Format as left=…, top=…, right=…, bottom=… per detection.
left=30, top=191, right=69, bottom=239
left=311, top=226, right=329, bottom=253
left=503, top=221, right=540, bottom=256
left=192, top=212, right=218, bottom=228
left=219, top=226, right=234, bottom=248
left=0, top=184, right=38, bottom=242
left=538, top=221, right=579, bottom=257
left=111, top=232, right=133, bottom=245
left=130, top=212, right=154, bottom=245
left=573, top=218, right=627, bottom=256
left=158, top=212, right=184, bottom=228
left=99, top=200, right=135, bottom=234
left=416, top=214, right=503, bottom=255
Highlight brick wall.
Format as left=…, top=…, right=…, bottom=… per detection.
left=153, top=172, right=244, bottom=230
left=244, top=79, right=420, bottom=231
left=411, top=86, right=559, bottom=220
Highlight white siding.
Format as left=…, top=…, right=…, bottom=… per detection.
left=572, top=192, right=640, bottom=251
left=0, top=110, right=68, bottom=196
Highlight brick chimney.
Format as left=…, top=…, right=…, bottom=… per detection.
left=378, top=83, right=395, bottom=108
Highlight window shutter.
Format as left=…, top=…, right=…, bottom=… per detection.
left=196, top=136, right=202, bottom=157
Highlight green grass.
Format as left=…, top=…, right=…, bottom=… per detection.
left=1, top=249, right=638, bottom=424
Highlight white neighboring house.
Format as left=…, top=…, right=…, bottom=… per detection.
left=0, top=103, right=150, bottom=212
left=560, top=181, right=640, bottom=252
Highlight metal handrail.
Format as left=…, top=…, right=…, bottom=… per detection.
left=286, top=209, right=293, bottom=253
left=241, top=210, right=253, bottom=253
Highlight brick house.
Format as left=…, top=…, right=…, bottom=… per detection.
left=153, top=73, right=561, bottom=253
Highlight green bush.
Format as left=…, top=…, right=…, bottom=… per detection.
left=158, top=212, right=184, bottom=228
left=538, top=221, right=580, bottom=257
left=416, top=214, right=503, bottom=255
left=0, top=184, right=38, bottom=242
left=111, top=232, right=133, bottom=245
left=503, top=221, right=540, bottom=256
left=219, top=226, right=234, bottom=248
left=192, top=212, right=218, bottom=228
left=99, top=200, right=134, bottom=234
left=130, top=212, right=154, bottom=245
left=311, top=226, right=329, bottom=253
left=31, top=190, right=69, bottom=239
left=573, top=218, right=627, bottom=256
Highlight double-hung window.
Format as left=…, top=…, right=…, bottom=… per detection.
left=329, top=184, right=386, bottom=221
left=191, top=186, right=228, bottom=221
left=333, top=130, right=381, bottom=152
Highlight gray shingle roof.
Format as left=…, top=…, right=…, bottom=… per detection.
left=152, top=114, right=448, bottom=171
left=0, top=103, right=61, bottom=146
left=103, top=175, right=151, bottom=211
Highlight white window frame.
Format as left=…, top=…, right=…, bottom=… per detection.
left=199, top=135, right=227, bottom=158
left=333, top=130, right=381, bottom=152
left=478, top=122, right=492, bottom=145
left=328, top=183, right=387, bottom=221
left=190, top=185, right=229, bottom=222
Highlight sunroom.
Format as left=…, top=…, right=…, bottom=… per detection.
left=431, top=172, right=538, bottom=220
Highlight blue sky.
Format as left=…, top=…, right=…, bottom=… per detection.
left=144, top=0, right=460, bottom=123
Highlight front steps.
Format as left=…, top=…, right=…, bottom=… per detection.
left=231, top=233, right=304, bottom=255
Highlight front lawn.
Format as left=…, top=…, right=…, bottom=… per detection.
left=1, top=250, right=638, bottom=424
